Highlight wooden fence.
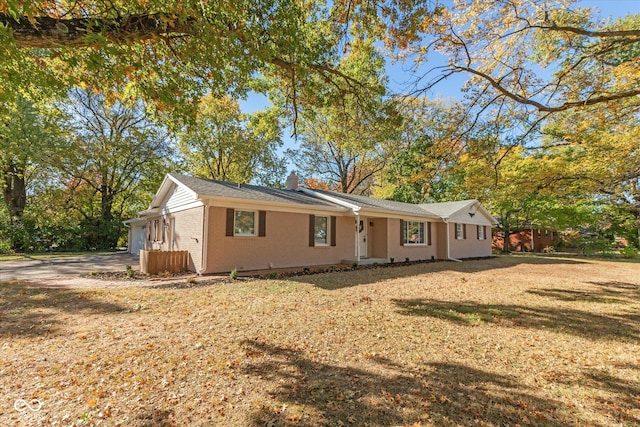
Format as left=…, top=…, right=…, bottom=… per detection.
left=140, top=250, right=189, bottom=275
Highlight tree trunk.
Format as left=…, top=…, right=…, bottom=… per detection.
left=2, top=163, right=27, bottom=222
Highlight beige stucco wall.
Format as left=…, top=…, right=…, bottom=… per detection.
left=205, top=207, right=355, bottom=273
left=367, top=218, right=388, bottom=258
left=145, top=207, right=204, bottom=272
left=446, top=222, right=493, bottom=259
left=435, top=223, right=448, bottom=260
left=385, top=218, right=439, bottom=262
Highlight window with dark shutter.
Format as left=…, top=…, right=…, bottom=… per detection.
left=309, top=214, right=315, bottom=246
left=258, top=211, right=266, bottom=237
left=330, top=216, right=336, bottom=246
left=427, top=222, right=432, bottom=245
left=463, top=224, right=467, bottom=239
left=400, top=219, right=405, bottom=246
left=226, top=208, right=234, bottom=236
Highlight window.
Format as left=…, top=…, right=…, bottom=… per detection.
left=152, top=219, right=164, bottom=242
left=455, top=223, right=466, bottom=239
left=234, top=210, right=256, bottom=236
left=314, top=216, right=328, bottom=245
left=477, top=225, right=486, bottom=240
left=309, top=215, right=335, bottom=247
left=404, top=221, right=426, bottom=245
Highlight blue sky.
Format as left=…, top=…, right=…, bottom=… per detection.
left=241, top=0, right=640, bottom=158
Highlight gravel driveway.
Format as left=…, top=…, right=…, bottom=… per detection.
left=0, top=253, right=139, bottom=281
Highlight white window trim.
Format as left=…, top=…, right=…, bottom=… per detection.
left=234, top=210, right=257, bottom=236
left=455, top=223, right=464, bottom=240
left=477, top=225, right=486, bottom=240
left=314, top=215, right=330, bottom=246
left=404, top=220, right=427, bottom=246
left=152, top=219, right=164, bottom=243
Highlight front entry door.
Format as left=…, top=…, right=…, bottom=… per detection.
left=358, top=218, right=368, bottom=258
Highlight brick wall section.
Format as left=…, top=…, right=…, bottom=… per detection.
left=448, top=222, right=492, bottom=259
left=492, top=228, right=559, bottom=252
left=205, top=207, right=355, bottom=273
left=145, top=207, right=204, bottom=272
left=387, top=219, right=439, bottom=262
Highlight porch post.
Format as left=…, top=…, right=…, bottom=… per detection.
left=355, top=213, right=360, bottom=261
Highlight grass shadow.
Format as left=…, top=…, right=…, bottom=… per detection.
left=239, top=339, right=594, bottom=426
left=527, top=280, right=640, bottom=304
left=392, top=298, right=640, bottom=342
left=0, top=280, right=126, bottom=337
left=290, top=256, right=590, bottom=290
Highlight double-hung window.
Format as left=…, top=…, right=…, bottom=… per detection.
left=234, top=210, right=256, bottom=236
left=455, top=223, right=466, bottom=240
left=314, top=216, right=328, bottom=245
left=477, top=225, right=486, bottom=240
left=309, top=215, right=336, bottom=247
left=404, top=221, right=426, bottom=245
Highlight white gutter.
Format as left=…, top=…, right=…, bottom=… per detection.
left=444, top=219, right=463, bottom=262
left=295, top=187, right=361, bottom=212
left=355, top=213, right=360, bottom=261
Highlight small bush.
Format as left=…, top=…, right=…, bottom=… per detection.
left=620, top=246, right=638, bottom=259
left=126, top=264, right=135, bottom=278
left=581, top=237, right=613, bottom=257
left=185, top=277, right=197, bottom=284
left=390, top=257, right=394, bottom=264
left=0, top=239, right=14, bottom=254
left=230, top=268, right=238, bottom=280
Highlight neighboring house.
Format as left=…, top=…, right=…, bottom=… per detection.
left=125, top=173, right=498, bottom=274
left=492, top=226, right=559, bottom=252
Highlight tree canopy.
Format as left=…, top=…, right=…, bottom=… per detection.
left=1, top=0, right=639, bottom=252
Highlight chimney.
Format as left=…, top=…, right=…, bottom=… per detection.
left=285, top=171, right=299, bottom=190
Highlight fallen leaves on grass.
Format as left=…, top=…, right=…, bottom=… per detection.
left=0, top=256, right=639, bottom=426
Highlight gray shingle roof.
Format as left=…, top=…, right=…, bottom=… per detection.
left=169, top=173, right=339, bottom=208
left=419, top=200, right=477, bottom=218
left=310, top=189, right=441, bottom=218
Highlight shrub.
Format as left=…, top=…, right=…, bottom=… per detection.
left=580, top=236, right=613, bottom=257
left=230, top=268, right=238, bottom=280
left=620, top=246, right=638, bottom=259
left=126, top=264, right=135, bottom=278
left=0, top=239, right=14, bottom=254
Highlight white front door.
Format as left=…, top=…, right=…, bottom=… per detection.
left=358, top=218, right=368, bottom=258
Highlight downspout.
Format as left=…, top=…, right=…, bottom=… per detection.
left=355, top=213, right=360, bottom=261
left=444, top=219, right=463, bottom=262
left=200, top=205, right=209, bottom=275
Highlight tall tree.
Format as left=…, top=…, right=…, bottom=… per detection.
left=541, top=104, right=640, bottom=246
left=177, top=95, right=285, bottom=186
left=0, top=96, right=63, bottom=248
left=380, top=98, right=464, bottom=203
left=56, top=88, right=173, bottom=248
left=288, top=38, right=401, bottom=194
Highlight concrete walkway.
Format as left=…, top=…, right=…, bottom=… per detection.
left=0, top=253, right=139, bottom=281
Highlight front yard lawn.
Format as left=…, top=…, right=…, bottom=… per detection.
left=1, top=256, right=639, bottom=426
